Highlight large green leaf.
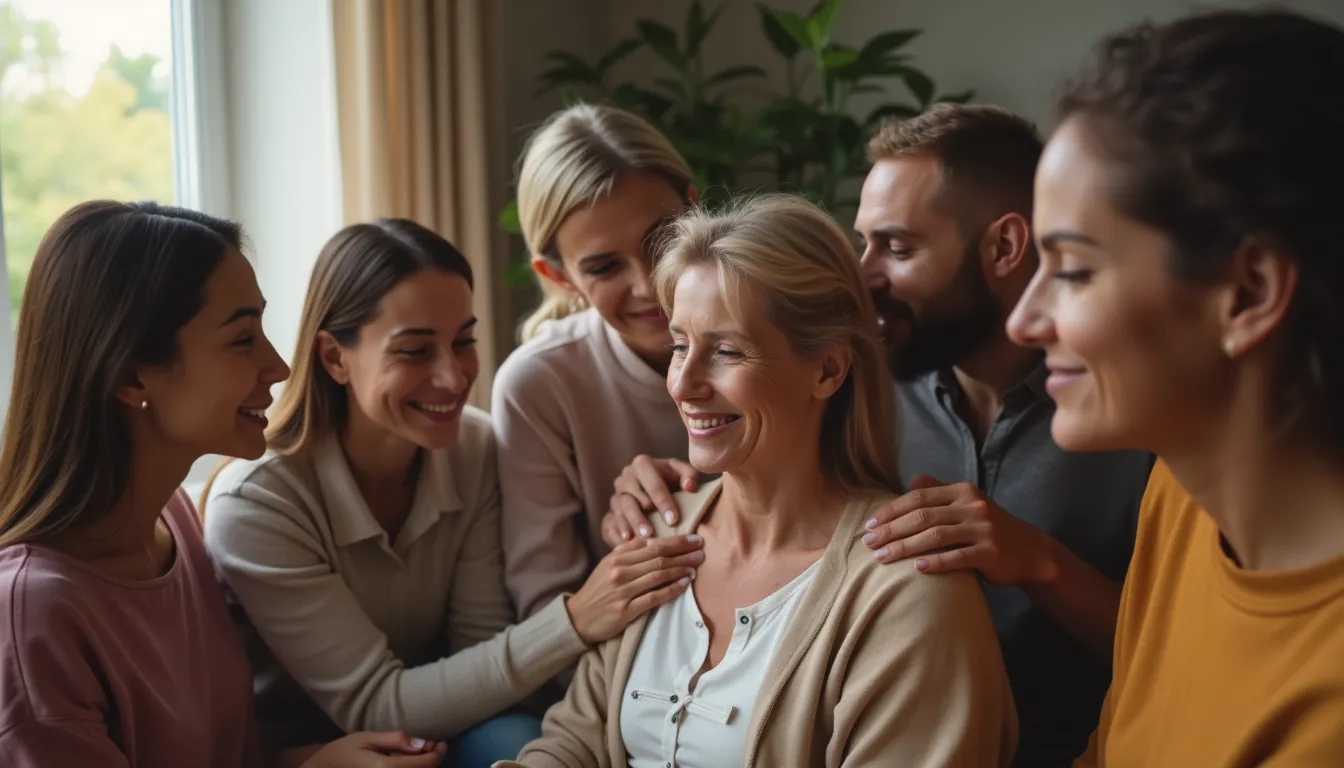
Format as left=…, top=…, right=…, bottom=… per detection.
left=765, top=10, right=811, bottom=53
left=820, top=45, right=859, bottom=71
left=596, top=39, right=642, bottom=75
left=636, top=19, right=678, bottom=50
left=686, top=2, right=727, bottom=56
left=706, top=65, right=766, bottom=88
left=806, top=0, right=843, bottom=49
left=758, top=4, right=800, bottom=59
left=859, top=29, right=921, bottom=62
left=905, top=70, right=934, bottom=106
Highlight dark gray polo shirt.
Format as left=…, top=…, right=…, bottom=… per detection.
left=896, top=366, right=1154, bottom=768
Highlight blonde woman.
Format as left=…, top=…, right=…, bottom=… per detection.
left=493, top=104, right=698, bottom=620
left=500, top=196, right=1017, bottom=768
left=202, top=220, right=702, bottom=768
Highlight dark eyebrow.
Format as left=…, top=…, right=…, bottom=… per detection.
left=389, top=316, right=478, bottom=340
left=577, top=215, right=678, bottom=269
left=1039, top=230, right=1101, bottom=252
left=858, top=225, right=920, bottom=242
left=219, top=303, right=264, bottom=327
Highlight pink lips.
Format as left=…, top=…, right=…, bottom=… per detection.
left=631, top=309, right=669, bottom=328
left=1045, top=368, right=1085, bottom=397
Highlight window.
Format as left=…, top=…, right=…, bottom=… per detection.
left=0, top=0, right=176, bottom=321
left=0, top=0, right=224, bottom=412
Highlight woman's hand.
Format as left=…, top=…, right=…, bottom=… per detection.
left=600, top=455, right=700, bottom=546
left=296, top=731, right=446, bottom=768
left=565, top=534, right=704, bottom=644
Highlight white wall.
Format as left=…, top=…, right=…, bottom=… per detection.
left=605, top=0, right=1344, bottom=129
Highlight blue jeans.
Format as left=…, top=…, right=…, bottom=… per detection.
left=447, top=712, right=543, bottom=768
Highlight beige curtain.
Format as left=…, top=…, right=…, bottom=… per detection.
left=332, top=0, right=506, bottom=409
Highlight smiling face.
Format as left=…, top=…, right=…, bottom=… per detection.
left=137, top=248, right=291, bottom=460
left=546, top=171, right=686, bottom=363
left=854, top=156, right=1003, bottom=380
left=1007, top=116, right=1230, bottom=452
left=318, top=269, right=479, bottom=451
left=666, top=264, right=833, bottom=476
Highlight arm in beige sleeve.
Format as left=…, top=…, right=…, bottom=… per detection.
left=492, top=643, right=615, bottom=768
left=834, top=569, right=1018, bottom=767
left=203, top=485, right=589, bottom=740
left=491, top=356, right=592, bottom=619
left=446, top=441, right=517, bottom=653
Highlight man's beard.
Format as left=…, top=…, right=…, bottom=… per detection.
left=876, top=243, right=1003, bottom=382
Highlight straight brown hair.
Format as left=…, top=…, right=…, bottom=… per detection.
left=0, top=201, right=242, bottom=547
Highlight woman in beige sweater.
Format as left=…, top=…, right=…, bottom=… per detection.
left=492, top=105, right=698, bottom=621
left=202, top=220, right=703, bottom=767
left=498, top=196, right=1017, bottom=768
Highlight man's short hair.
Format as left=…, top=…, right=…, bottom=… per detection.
left=866, top=103, right=1043, bottom=226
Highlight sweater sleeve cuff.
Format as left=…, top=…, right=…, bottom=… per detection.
left=508, top=593, right=589, bottom=677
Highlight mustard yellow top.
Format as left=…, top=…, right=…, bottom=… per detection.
left=1078, top=461, right=1344, bottom=767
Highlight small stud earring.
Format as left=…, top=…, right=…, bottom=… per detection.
left=140, top=400, right=149, bottom=410
left=1223, top=339, right=1236, bottom=356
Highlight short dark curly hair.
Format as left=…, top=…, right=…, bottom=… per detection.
left=1058, top=8, right=1344, bottom=449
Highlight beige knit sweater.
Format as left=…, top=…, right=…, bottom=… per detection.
left=496, top=479, right=1018, bottom=767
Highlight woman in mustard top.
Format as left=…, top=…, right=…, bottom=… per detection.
left=1006, top=9, right=1344, bottom=767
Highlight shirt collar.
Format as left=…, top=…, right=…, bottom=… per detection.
left=313, top=433, right=466, bottom=549
left=929, top=361, right=1050, bottom=407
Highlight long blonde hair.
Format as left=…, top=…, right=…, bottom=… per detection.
left=198, top=219, right=473, bottom=513
left=516, top=103, right=693, bottom=341
left=652, top=194, right=900, bottom=496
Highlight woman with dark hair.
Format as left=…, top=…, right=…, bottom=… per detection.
left=1006, top=9, right=1344, bottom=765
left=0, top=201, right=436, bottom=766
left=201, top=219, right=703, bottom=767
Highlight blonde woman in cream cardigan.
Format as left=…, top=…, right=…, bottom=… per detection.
left=201, top=220, right=704, bottom=768
left=497, top=196, right=1018, bottom=768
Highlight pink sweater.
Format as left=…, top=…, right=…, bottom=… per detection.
left=0, top=489, right=261, bottom=767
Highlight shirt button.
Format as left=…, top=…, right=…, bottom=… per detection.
left=669, top=694, right=678, bottom=703
left=630, top=692, right=639, bottom=699
left=671, top=714, right=678, bottom=723
left=695, top=621, right=704, bottom=629
left=739, top=615, right=749, bottom=625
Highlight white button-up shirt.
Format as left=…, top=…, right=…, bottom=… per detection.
left=620, top=561, right=820, bottom=768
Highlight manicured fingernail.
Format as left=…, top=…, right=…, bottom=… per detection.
left=663, top=510, right=676, bottom=524
left=678, top=576, right=692, bottom=586
left=410, top=737, right=426, bottom=749
left=686, top=534, right=702, bottom=543
left=874, top=548, right=889, bottom=560
left=865, top=518, right=877, bottom=530
left=689, top=551, right=704, bottom=564
left=639, top=526, right=652, bottom=537
left=621, top=531, right=631, bottom=541
left=862, top=532, right=875, bottom=545
left=915, top=558, right=929, bottom=571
